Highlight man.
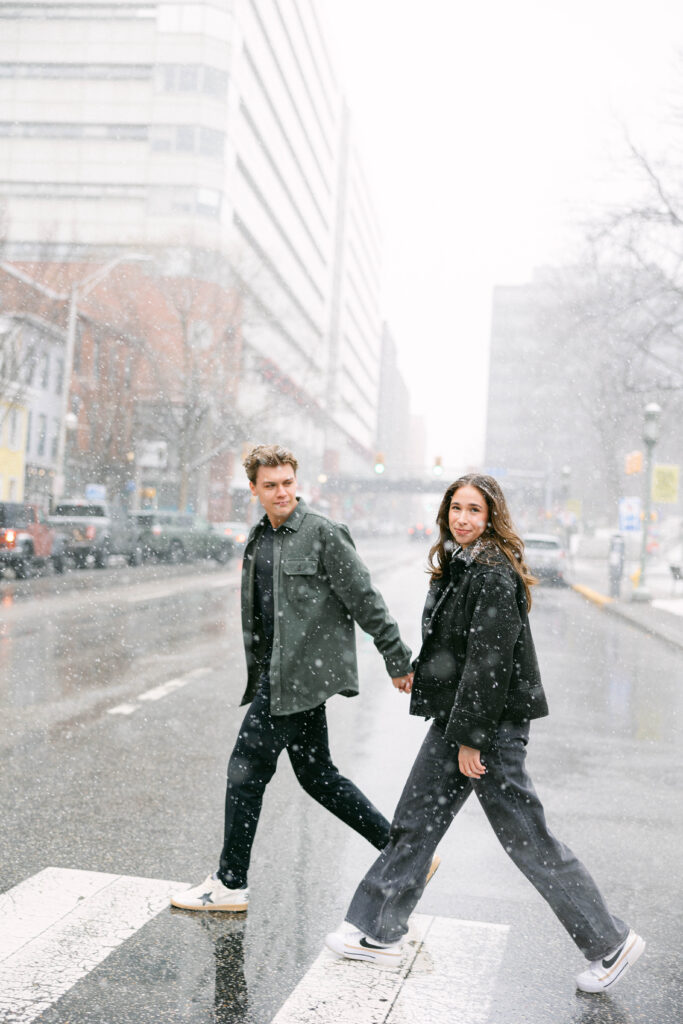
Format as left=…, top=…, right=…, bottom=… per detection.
left=171, top=443, right=415, bottom=911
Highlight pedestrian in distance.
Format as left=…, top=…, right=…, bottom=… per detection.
left=171, top=443, right=428, bottom=913
left=326, top=474, right=645, bottom=994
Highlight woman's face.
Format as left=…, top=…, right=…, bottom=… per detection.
left=448, top=485, right=488, bottom=548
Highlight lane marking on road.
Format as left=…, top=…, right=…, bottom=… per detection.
left=271, top=914, right=509, bottom=1024
left=138, top=677, right=188, bottom=702
left=107, top=702, right=139, bottom=716
left=107, top=667, right=211, bottom=716
left=0, top=867, right=185, bottom=1024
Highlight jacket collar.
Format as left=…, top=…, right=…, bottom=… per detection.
left=254, top=496, right=308, bottom=535
left=449, top=537, right=506, bottom=580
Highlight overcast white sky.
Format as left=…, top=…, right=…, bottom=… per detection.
left=322, top=0, right=683, bottom=471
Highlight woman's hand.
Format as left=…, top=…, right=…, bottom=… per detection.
left=392, top=672, right=413, bottom=693
left=459, top=744, right=486, bottom=778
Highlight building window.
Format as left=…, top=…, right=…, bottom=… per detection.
left=40, top=352, right=50, bottom=388
left=147, top=185, right=222, bottom=219
left=199, top=127, right=224, bottom=158
left=0, top=63, right=152, bottom=79
left=8, top=407, right=21, bottom=449
left=51, top=419, right=60, bottom=460
left=150, top=124, right=225, bottom=159
left=0, top=5, right=156, bottom=20
left=175, top=125, right=195, bottom=153
left=37, top=414, right=47, bottom=456
left=56, top=357, right=64, bottom=395
left=156, top=63, right=228, bottom=98
left=0, top=122, right=148, bottom=141
left=26, top=410, right=32, bottom=454
left=0, top=181, right=147, bottom=200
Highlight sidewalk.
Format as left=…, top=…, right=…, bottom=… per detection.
left=570, top=554, right=683, bottom=652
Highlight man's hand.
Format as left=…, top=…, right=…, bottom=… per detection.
left=458, top=744, right=486, bottom=778
left=392, top=672, right=413, bottom=693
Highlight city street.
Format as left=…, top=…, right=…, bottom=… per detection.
left=1, top=539, right=681, bottom=1024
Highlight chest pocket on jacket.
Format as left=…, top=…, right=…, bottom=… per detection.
left=283, top=557, right=319, bottom=601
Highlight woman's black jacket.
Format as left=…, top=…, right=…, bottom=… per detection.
left=410, top=545, right=548, bottom=751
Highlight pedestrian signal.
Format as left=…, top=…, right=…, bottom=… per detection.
left=374, top=453, right=385, bottom=474
left=625, top=451, right=643, bottom=474
left=433, top=456, right=443, bottom=476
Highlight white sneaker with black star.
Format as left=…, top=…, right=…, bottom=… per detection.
left=576, top=929, right=645, bottom=992
left=170, top=873, right=249, bottom=912
left=325, top=925, right=404, bottom=967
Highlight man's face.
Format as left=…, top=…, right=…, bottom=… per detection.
left=250, top=463, right=298, bottom=526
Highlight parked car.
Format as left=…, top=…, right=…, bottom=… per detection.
left=132, top=511, right=235, bottom=564
left=210, top=520, right=249, bottom=552
left=0, top=502, right=67, bottom=577
left=523, top=533, right=567, bottom=583
left=49, top=499, right=143, bottom=568
left=408, top=522, right=434, bottom=542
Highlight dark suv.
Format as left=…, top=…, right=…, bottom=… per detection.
left=132, top=511, right=235, bottom=564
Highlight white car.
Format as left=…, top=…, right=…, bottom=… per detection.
left=523, top=533, right=566, bottom=583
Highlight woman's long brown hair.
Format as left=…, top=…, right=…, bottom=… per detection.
left=427, top=473, right=537, bottom=608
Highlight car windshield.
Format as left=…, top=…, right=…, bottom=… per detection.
left=525, top=539, right=561, bottom=550
left=52, top=505, right=105, bottom=517
left=0, top=504, right=32, bottom=527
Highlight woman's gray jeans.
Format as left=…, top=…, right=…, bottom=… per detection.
left=346, top=720, right=628, bottom=959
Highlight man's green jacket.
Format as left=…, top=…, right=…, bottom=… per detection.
left=239, top=498, right=412, bottom=715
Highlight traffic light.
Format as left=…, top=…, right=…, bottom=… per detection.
left=374, top=452, right=385, bottom=474
left=625, top=451, right=643, bottom=475
left=433, top=455, right=443, bottom=476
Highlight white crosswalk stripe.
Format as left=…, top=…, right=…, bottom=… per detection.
left=272, top=915, right=509, bottom=1024
left=0, top=868, right=184, bottom=1024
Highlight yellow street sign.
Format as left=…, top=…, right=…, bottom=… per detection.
left=651, top=464, right=679, bottom=503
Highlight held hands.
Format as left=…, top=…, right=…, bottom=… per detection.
left=391, top=672, right=414, bottom=694
left=459, top=744, right=486, bottom=779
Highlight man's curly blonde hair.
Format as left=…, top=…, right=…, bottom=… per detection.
left=243, top=444, right=298, bottom=484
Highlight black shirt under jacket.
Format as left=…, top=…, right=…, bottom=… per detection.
left=410, top=545, right=548, bottom=752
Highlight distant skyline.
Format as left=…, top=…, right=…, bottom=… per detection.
left=322, top=0, right=683, bottom=471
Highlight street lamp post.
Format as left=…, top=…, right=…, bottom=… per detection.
left=52, top=254, right=150, bottom=499
left=560, top=464, right=571, bottom=551
left=631, top=402, right=661, bottom=603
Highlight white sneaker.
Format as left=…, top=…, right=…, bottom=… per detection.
left=576, top=929, right=645, bottom=992
left=170, top=874, right=249, bottom=912
left=325, top=925, right=404, bottom=967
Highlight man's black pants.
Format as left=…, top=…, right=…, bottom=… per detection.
left=218, top=679, right=390, bottom=888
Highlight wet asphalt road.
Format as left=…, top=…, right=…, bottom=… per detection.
left=1, top=541, right=681, bottom=1024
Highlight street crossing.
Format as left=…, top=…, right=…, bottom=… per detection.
left=272, top=916, right=509, bottom=1024
left=0, top=868, right=183, bottom=1024
left=0, top=868, right=509, bottom=1024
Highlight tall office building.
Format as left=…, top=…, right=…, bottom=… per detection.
left=0, top=0, right=383, bottom=485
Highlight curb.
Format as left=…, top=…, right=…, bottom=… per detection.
left=571, top=583, right=613, bottom=607
left=572, top=582, right=683, bottom=652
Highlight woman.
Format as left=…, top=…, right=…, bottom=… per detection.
left=326, top=474, right=644, bottom=993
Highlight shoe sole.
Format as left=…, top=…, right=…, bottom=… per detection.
left=325, top=934, right=403, bottom=967
left=169, top=898, right=248, bottom=912
left=577, top=934, right=646, bottom=992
